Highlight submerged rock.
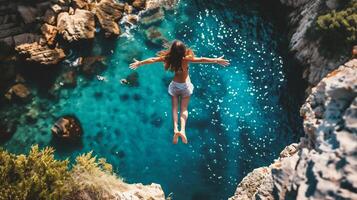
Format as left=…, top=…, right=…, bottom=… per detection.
left=4, top=83, right=31, bottom=101
left=132, top=0, right=146, bottom=10
left=94, top=0, right=124, bottom=37
left=144, top=26, right=168, bottom=46
left=51, top=115, right=83, bottom=139
left=61, top=70, right=77, bottom=87
left=15, top=41, right=65, bottom=65
left=145, top=0, right=178, bottom=10
left=139, top=6, right=164, bottom=26
left=230, top=59, right=357, bottom=200
left=57, top=9, right=95, bottom=42
left=81, top=56, right=106, bottom=76
left=0, top=120, right=17, bottom=142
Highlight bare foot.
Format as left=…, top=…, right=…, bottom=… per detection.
left=173, top=132, right=180, bottom=144
left=178, top=131, right=188, bottom=144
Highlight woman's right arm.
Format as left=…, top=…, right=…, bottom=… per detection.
left=185, top=56, right=230, bottom=67
left=129, top=57, right=164, bottom=70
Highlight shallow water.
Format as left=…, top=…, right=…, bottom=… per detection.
left=1, top=1, right=303, bottom=199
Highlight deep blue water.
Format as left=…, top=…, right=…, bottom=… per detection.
left=1, top=1, right=303, bottom=199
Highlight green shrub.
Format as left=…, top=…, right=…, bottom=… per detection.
left=0, top=146, right=125, bottom=200
left=316, top=0, right=357, bottom=45
left=0, top=146, right=72, bottom=200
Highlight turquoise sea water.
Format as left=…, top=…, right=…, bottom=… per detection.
left=1, top=1, right=304, bottom=199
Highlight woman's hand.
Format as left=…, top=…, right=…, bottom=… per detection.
left=215, top=56, right=230, bottom=67
left=129, top=58, right=141, bottom=70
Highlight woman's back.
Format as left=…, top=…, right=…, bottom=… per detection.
left=172, top=59, right=190, bottom=83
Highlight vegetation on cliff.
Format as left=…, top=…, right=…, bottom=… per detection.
left=316, top=0, right=356, bottom=51
left=0, top=145, right=120, bottom=200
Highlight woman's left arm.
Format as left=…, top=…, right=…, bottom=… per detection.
left=129, top=57, right=164, bottom=70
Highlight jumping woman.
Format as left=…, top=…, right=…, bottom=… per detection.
left=129, top=40, right=230, bottom=144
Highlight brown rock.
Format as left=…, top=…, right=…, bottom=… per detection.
left=0, top=121, right=17, bottom=141
left=127, top=14, right=139, bottom=24
left=43, top=9, right=57, bottom=25
left=5, top=83, right=31, bottom=101
left=144, top=26, right=168, bottom=46
left=353, top=45, right=357, bottom=58
left=139, top=6, right=164, bottom=26
left=17, top=5, right=38, bottom=24
left=124, top=3, right=133, bottom=14
left=51, top=115, right=83, bottom=139
left=132, top=0, right=146, bottom=10
left=68, top=7, right=74, bottom=15
left=95, top=0, right=124, bottom=37
left=81, top=56, right=105, bottom=75
left=51, top=4, right=63, bottom=13
left=41, top=23, right=58, bottom=46
left=13, top=33, right=41, bottom=47
left=57, top=9, right=95, bottom=42
left=61, top=70, right=77, bottom=87
left=73, top=0, right=89, bottom=9
left=15, top=42, right=65, bottom=65
left=58, top=0, right=72, bottom=6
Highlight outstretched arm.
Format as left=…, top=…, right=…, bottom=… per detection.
left=185, top=55, right=230, bottom=67
left=129, top=57, right=164, bottom=70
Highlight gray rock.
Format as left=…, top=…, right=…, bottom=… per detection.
left=230, top=59, right=357, bottom=200
left=57, top=9, right=95, bottom=42
left=94, top=0, right=124, bottom=37
left=280, top=0, right=348, bottom=87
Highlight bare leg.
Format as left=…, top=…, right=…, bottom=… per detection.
left=179, top=96, right=190, bottom=144
left=171, top=96, right=180, bottom=144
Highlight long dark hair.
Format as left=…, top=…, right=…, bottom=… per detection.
left=158, top=40, right=194, bottom=72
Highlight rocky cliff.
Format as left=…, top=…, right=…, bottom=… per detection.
left=280, top=0, right=349, bottom=88
left=230, top=59, right=357, bottom=200
left=230, top=0, right=357, bottom=199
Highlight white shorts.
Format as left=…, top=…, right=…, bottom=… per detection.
left=168, top=80, right=194, bottom=97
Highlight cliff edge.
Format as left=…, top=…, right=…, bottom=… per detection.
left=230, top=0, right=357, bottom=199
left=230, top=59, right=357, bottom=200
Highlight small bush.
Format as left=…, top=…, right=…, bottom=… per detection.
left=316, top=0, right=357, bottom=47
left=0, top=146, right=126, bottom=200
left=0, top=146, right=72, bottom=200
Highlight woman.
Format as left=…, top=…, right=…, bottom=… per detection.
left=129, top=40, right=229, bottom=144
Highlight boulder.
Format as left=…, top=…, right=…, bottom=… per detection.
left=73, top=0, right=90, bottom=9
left=144, top=26, right=168, bottom=46
left=15, top=42, right=65, bottom=65
left=353, top=45, right=357, bottom=58
left=81, top=56, right=106, bottom=75
left=51, top=115, right=83, bottom=139
left=58, top=0, right=72, bottom=6
left=124, top=3, right=133, bottom=14
left=41, top=23, right=58, bottom=46
left=145, top=0, right=178, bottom=10
left=13, top=33, right=41, bottom=47
left=139, top=6, right=164, bottom=26
left=43, top=9, right=57, bottom=25
left=0, top=121, right=17, bottom=142
left=5, top=83, right=31, bottom=101
left=61, top=70, right=77, bottom=87
left=132, top=0, right=146, bottom=10
left=51, top=4, right=63, bottom=13
left=17, top=5, right=38, bottom=24
left=128, top=14, right=139, bottom=24
left=57, top=9, right=95, bottom=42
left=94, top=0, right=124, bottom=37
